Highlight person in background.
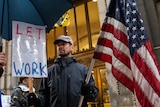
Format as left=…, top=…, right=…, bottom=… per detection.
left=0, top=52, right=7, bottom=107
left=38, top=35, right=98, bottom=107
left=10, top=77, right=39, bottom=107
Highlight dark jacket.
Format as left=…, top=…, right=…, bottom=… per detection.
left=10, top=84, right=38, bottom=107
left=38, top=56, right=97, bottom=107
left=10, top=84, right=30, bottom=107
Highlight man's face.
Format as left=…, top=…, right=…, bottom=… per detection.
left=57, top=41, right=73, bottom=57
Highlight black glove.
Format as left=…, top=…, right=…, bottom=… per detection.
left=0, top=68, right=4, bottom=77
left=81, top=84, right=98, bottom=101
left=27, top=93, right=40, bottom=106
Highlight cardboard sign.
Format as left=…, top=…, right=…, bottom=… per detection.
left=12, top=21, right=48, bottom=78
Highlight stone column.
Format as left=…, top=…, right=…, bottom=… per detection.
left=0, top=40, right=14, bottom=94
left=97, top=0, right=108, bottom=26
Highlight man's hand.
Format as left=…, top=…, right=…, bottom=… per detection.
left=0, top=52, right=6, bottom=68
left=27, top=93, right=40, bottom=106
left=81, top=84, right=98, bottom=101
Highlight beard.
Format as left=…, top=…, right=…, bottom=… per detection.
left=59, top=52, right=70, bottom=57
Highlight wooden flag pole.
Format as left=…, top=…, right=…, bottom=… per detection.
left=29, top=77, right=33, bottom=93
left=78, top=58, right=96, bottom=107
left=29, top=77, right=34, bottom=107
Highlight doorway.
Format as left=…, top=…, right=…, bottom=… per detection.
left=88, top=67, right=111, bottom=107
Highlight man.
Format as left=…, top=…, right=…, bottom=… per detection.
left=38, top=35, right=98, bottom=107
left=10, top=77, right=39, bottom=107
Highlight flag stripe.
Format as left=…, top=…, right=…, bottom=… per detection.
left=93, top=51, right=112, bottom=63
left=93, top=18, right=133, bottom=91
left=95, top=23, right=133, bottom=82
left=145, top=41, right=160, bottom=75
left=131, top=57, right=160, bottom=106
left=113, top=45, right=131, bottom=69
left=138, top=42, right=160, bottom=80
left=96, top=37, right=113, bottom=49
left=101, top=22, right=128, bottom=47
left=99, top=23, right=131, bottom=69
left=112, top=66, right=134, bottom=91
left=134, top=81, right=152, bottom=107
left=133, top=44, right=160, bottom=96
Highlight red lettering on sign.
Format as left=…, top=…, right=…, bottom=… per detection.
left=36, top=28, right=43, bottom=39
left=14, top=22, right=45, bottom=40
left=16, top=24, right=22, bottom=35
left=26, top=26, right=32, bottom=37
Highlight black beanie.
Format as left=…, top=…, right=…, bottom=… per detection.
left=19, top=77, right=28, bottom=83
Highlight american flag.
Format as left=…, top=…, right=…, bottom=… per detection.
left=93, top=0, right=160, bottom=106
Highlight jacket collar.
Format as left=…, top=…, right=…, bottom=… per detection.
left=18, top=84, right=35, bottom=92
left=54, top=56, right=76, bottom=68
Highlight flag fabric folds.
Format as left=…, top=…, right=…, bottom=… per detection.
left=93, top=0, right=160, bottom=106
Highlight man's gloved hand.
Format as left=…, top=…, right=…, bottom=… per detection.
left=27, top=93, right=40, bottom=106
left=0, top=68, right=4, bottom=77
left=81, top=84, right=98, bottom=101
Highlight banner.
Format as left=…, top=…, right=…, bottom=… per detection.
left=12, top=21, right=47, bottom=78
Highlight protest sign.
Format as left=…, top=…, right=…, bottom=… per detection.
left=12, top=21, right=47, bottom=78
left=1, top=95, right=11, bottom=107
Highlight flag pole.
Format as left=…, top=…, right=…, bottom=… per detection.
left=29, top=77, right=34, bottom=107
left=78, top=58, right=96, bottom=107
left=29, top=77, right=33, bottom=92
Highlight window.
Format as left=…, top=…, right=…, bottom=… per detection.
left=88, top=1, right=100, bottom=48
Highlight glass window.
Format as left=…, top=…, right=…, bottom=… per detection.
left=76, top=4, right=89, bottom=51
left=46, top=30, right=55, bottom=59
left=55, top=27, right=65, bottom=39
left=88, top=1, right=100, bottom=48
left=100, top=68, right=111, bottom=106
left=67, top=9, right=78, bottom=53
